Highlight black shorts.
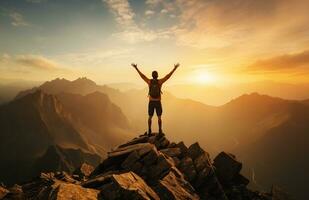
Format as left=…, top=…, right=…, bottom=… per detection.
left=148, top=101, right=162, bottom=116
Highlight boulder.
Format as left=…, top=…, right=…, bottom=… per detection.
left=233, top=174, right=249, bottom=186
left=0, top=186, right=9, bottom=199
left=108, top=143, right=156, bottom=158
left=160, top=148, right=182, bottom=157
left=155, top=167, right=200, bottom=200
left=118, top=136, right=150, bottom=148
left=213, top=152, right=242, bottom=184
left=4, top=184, right=23, bottom=200
left=50, top=182, right=99, bottom=200
left=148, top=153, right=175, bottom=180
left=73, top=163, right=94, bottom=178
left=177, top=156, right=197, bottom=182
left=98, top=172, right=160, bottom=200
left=194, top=166, right=213, bottom=188
left=194, top=152, right=211, bottom=172
left=188, top=143, right=205, bottom=160
left=140, top=147, right=160, bottom=166
left=154, top=136, right=170, bottom=150
left=176, top=142, right=188, bottom=157
left=121, top=150, right=141, bottom=170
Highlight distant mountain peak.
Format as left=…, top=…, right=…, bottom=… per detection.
left=72, top=77, right=97, bottom=86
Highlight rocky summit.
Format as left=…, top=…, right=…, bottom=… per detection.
left=0, top=133, right=291, bottom=200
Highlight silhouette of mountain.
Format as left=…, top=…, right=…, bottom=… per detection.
left=0, top=133, right=291, bottom=200
left=0, top=90, right=131, bottom=185
left=56, top=92, right=131, bottom=152
left=15, top=77, right=124, bottom=102
left=0, top=90, right=95, bottom=184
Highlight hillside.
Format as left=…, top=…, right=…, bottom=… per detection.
left=0, top=90, right=131, bottom=185
left=0, top=90, right=97, bottom=184
left=0, top=133, right=291, bottom=200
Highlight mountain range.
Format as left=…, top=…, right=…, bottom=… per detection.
left=0, top=77, right=308, bottom=199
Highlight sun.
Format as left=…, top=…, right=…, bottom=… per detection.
left=195, top=73, right=216, bottom=84
left=189, top=69, right=217, bottom=85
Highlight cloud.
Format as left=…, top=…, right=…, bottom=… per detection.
left=0, top=54, right=68, bottom=72
left=145, top=10, right=155, bottom=16
left=15, top=55, right=61, bottom=70
left=58, top=48, right=134, bottom=65
left=160, top=9, right=168, bottom=14
left=104, top=0, right=172, bottom=43
left=171, top=0, right=309, bottom=51
left=247, top=50, right=309, bottom=72
left=103, top=0, right=135, bottom=27
left=145, top=0, right=162, bottom=7
left=9, top=12, right=29, bottom=27
left=26, top=0, right=47, bottom=3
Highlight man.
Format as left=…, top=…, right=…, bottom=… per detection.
left=132, top=63, right=179, bottom=135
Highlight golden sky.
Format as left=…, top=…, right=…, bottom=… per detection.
left=0, top=0, right=309, bottom=86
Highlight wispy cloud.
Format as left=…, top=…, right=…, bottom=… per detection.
left=103, top=0, right=172, bottom=43
left=16, top=55, right=61, bottom=71
left=103, top=0, right=135, bottom=27
left=0, top=54, right=69, bottom=72
left=58, top=48, right=134, bottom=65
left=145, top=10, right=155, bottom=16
left=9, top=12, right=29, bottom=27
left=26, top=0, right=47, bottom=3
left=247, top=50, right=309, bottom=73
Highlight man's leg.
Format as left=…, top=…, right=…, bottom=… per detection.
left=148, top=116, right=152, bottom=134
left=158, top=116, right=162, bottom=134
left=148, top=101, right=155, bottom=134
left=156, top=101, right=163, bottom=134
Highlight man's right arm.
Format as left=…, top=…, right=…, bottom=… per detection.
left=131, top=63, right=150, bottom=84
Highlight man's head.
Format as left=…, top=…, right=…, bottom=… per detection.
left=152, top=71, right=158, bottom=79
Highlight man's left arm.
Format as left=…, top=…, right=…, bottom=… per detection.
left=160, top=63, right=180, bottom=84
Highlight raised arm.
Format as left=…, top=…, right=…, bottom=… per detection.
left=131, top=63, right=150, bottom=84
left=160, top=63, right=180, bottom=84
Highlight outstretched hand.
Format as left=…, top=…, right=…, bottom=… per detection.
left=131, top=63, right=138, bottom=69
left=174, top=63, right=180, bottom=69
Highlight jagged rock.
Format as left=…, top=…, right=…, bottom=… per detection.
left=148, top=152, right=175, bottom=180
left=0, top=186, right=9, bottom=199
left=73, top=163, right=94, bottom=178
left=194, top=152, right=211, bottom=172
left=188, top=142, right=205, bottom=160
left=155, top=167, right=199, bottom=200
left=168, top=142, right=177, bottom=148
left=4, top=185, right=23, bottom=200
left=140, top=147, right=160, bottom=166
left=154, top=136, right=170, bottom=149
left=5, top=133, right=289, bottom=200
left=108, top=143, right=155, bottom=158
left=176, top=142, right=188, bottom=157
left=121, top=150, right=141, bottom=170
left=233, top=174, right=249, bottom=186
left=54, top=171, right=78, bottom=184
left=160, top=147, right=182, bottom=157
left=50, top=182, right=99, bottom=200
left=213, top=152, right=242, bottom=184
left=97, top=172, right=160, bottom=200
left=177, top=156, right=197, bottom=182
left=194, top=166, right=213, bottom=188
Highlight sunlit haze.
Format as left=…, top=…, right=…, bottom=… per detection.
left=1, top=0, right=309, bottom=104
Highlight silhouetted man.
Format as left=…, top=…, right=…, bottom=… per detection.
left=132, top=63, right=179, bottom=135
